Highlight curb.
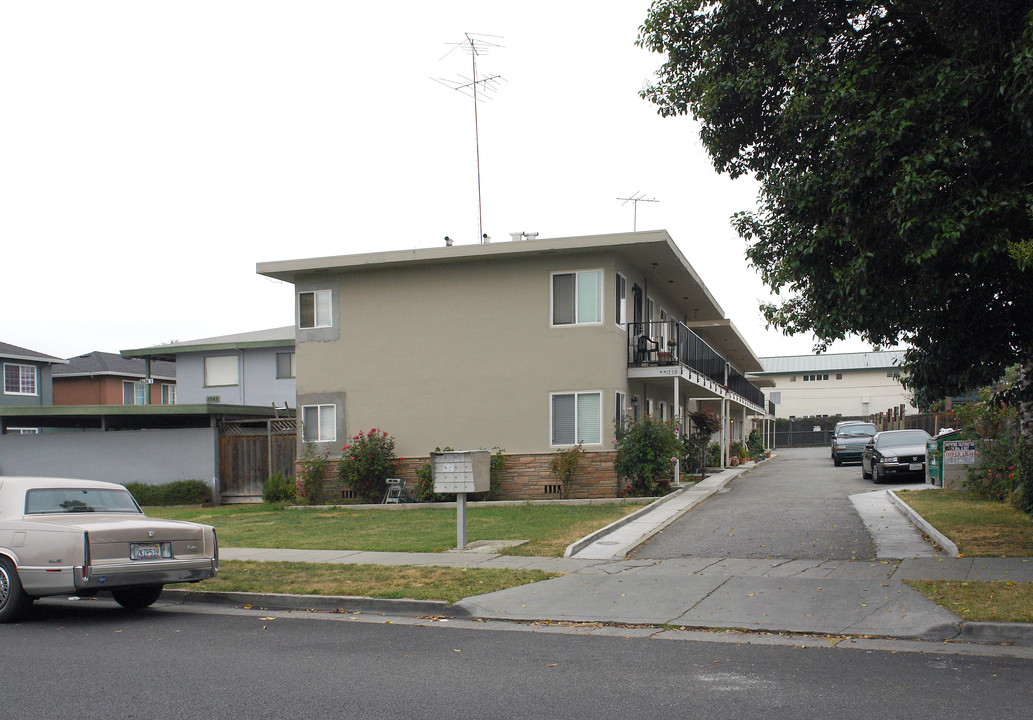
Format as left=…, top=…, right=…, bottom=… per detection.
left=887, top=490, right=961, bottom=557
left=563, top=486, right=690, bottom=557
left=161, top=588, right=471, bottom=618
left=958, top=621, right=1033, bottom=646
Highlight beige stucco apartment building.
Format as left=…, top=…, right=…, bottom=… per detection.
left=750, top=351, right=915, bottom=419
left=258, top=230, right=771, bottom=498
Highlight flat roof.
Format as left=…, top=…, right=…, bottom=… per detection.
left=122, top=326, right=294, bottom=362
left=754, top=350, right=908, bottom=375
left=0, top=404, right=293, bottom=431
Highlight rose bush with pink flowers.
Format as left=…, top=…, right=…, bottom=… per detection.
left=336, top=429, right=401, bottom=503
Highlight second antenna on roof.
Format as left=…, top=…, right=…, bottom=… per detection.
left=434, top=33, right=505, bottom=244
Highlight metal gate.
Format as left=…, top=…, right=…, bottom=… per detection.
left=219, top=418, right=297, bottom=503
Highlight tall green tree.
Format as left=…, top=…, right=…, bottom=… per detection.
left=638, top=1, right=1033, bottom=431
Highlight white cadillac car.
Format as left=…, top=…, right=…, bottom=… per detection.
left=0, top=477, right=218, bottom=622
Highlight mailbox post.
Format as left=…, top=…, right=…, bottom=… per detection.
left=430, top=450, right=490, bottom=549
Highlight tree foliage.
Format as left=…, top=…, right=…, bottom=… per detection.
left=638, top=1, right=1033, bottom=405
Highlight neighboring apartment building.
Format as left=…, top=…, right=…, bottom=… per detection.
left=52, top=351, right=177, bottom=406
left=750, top=351, right=915, bottom=419
left=257, top=230, right=769, bottom=495
left=1, top=341, right=67, bottom=433
left=121, top=327, right=295, bottom=408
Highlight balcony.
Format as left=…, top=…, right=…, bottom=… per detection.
left=627, top=320, right=767, bottom=410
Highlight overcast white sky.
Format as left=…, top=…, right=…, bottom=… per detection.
left=2, top=1, right=875, bottom=361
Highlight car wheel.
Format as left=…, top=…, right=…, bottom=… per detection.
left=872, top=465, right=882, bottom=484
left=112, top=584, right=164, bottom=610
left=0, top=556, right=33, bottom=623
left=833, top=455, right=843, bottom=467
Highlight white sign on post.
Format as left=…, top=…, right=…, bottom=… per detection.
left=943, top=440, right=977, bottom=465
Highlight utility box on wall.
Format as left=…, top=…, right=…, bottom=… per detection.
left=431, top=450, right=490, bottom=494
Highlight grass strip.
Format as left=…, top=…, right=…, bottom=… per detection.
left=174, top=560, right=557, bottom=604
left=904, top=579, right=1033, bottom=623
left=895, top=490, right=1033, bottom=556
left=147, top=503, right=641, bottom=557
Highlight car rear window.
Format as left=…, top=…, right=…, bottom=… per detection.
left=877, top=431, right=931, bottom=448
left=25, top=488, right=142, bottom=515
left=839, top=424, right=876, bottom=437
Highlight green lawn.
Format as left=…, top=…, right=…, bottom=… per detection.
left=895, top=489, right=1033, bottom=556
left=179, top=560, right=557, bottom=604
left=148, top=502, right=642, bottom=557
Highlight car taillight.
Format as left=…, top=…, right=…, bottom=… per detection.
left=212, top=529, right=219, bottom=570
left=82, top=531, right=91, bottom=581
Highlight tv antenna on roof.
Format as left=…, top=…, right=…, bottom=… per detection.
left=617, top=192, right=659, bottom=231
left=434, top=33, right=505, bottom=244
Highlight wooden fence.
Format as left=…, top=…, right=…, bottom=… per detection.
left=218, top=418, right=297, bottom=503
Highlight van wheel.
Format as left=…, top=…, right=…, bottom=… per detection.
left=0, top=556, right=33, bottom=623
left=112, top=584, right=164, bottom=610
left=833, top=456, right=842, bottom=467
left=862, top=462, right=872, bottom=480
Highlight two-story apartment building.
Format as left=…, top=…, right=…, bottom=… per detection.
left=121, top=327, right=295, bottom=408
left=52, top=351, right=177, bottom=406
left=1, top=342, right=67, bottom=433
left=258, top=230, right=770, bottom=498
left=750, top=351, right=915, bottom=419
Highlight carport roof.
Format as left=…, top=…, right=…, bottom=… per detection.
left=0, top=404, right=292, bottom=431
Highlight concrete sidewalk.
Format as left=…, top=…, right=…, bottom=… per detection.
left=200, top=462, right=1033, bottom=644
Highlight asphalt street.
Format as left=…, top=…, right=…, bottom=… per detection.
left=4, top=603, right=1032, bottom=720
left=633, top=447, right=919, bottom=561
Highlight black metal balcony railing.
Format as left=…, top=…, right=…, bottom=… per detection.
left=628, top=320, right=767, bottom=410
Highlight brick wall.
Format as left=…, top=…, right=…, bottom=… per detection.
left=297, top=451, right=624, bottom=504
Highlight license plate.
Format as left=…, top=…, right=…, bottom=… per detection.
left=909, top=463, right=923, bottom=471
left=130, top=542, right=169, bottom=560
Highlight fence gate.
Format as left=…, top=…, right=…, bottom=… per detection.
left=219, top=418, right=297, bottom=503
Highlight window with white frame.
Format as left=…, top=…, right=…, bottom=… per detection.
left=302, top=404, right=336, bottom=442
left=4, top=363, right=37, bottom=396
left=552, top=270, right=602, bottom=325
left=8, top=427, right=38, bottom=434
left=161, top=383, right=176, bottom=405
left=615, top=273, right=627, bottom=328
left=299, top=290, right=332, bottom=329
left=204, top=355, right=239, bottom=387
left=276, top=352, right=296, bottom=379
left=123, top=380, right=147, bottom=405
left=551, top=391, right=601, bottom=445
left=615, top=391, right=627, bottom=434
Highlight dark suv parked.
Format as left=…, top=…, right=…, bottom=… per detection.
left=831, top=422, right=877, bottom=466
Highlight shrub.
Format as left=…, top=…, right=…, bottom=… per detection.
left=550, top=442, right=584, bottom=499
left=262, top=471, right=295, bottom=504
left=682, top=409, right=721, bottom=479
left=296, top=443, right=331, bottom=505
left=706, top=442, right=722, bottom=468
left=613, top=416, right=680, bottom=496
left=747, top=429, right=764, bottom=459
left=337, top=428, right=401, bottom=503
left=954, top=388, right=1022, bottom=501
left=125, top=479, right=212, bottom=506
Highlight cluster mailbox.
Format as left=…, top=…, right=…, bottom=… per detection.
left=430, top=450, right=490, bottom=494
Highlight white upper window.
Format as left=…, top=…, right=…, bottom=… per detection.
left=299, top=290, right=332, bottom=329
left=551, top=391, right=602, bottom=446
left=302, top=404, right=336, bottom=443
left=552, top=270, right=602, bottom=326
left=162, top=384, right=176, bottom=405
left=4, top=363, right=37, bottom=396
left=204, top=355, right=239, bottom=387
